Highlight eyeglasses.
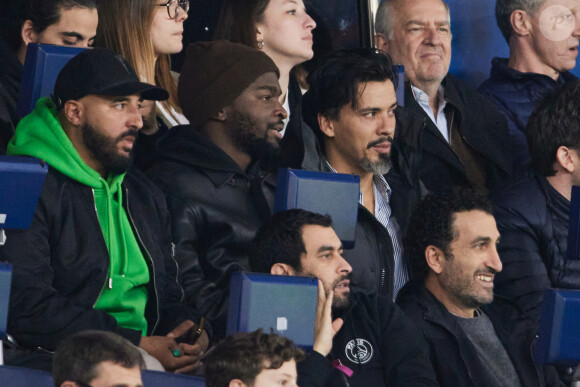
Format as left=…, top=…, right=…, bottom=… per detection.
left=157, top=0, right=189, bottom=19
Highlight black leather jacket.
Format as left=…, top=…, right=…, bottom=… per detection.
left=146, top=126, right=276, bottom=338
left=0, top=167, right=201, bottom=351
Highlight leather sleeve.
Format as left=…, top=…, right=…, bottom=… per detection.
left=146, top=184, right=208, bottom=337
left=163, top=191, right=244, bottom=332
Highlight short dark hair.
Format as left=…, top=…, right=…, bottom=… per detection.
left=302, top=49, right=396, bottom=152
left=404, top=188, right=493, bottom=281
left=27, top=0, right=97, bottom=35
left=204, top=329, right=305, bottom=387
left=495, top=0, right=544, bottom=42
left=250, top=209, right=333, bottom=273
left=527, top=80, right=580, bottom=177
left=52, top=330, right=144, bottom=387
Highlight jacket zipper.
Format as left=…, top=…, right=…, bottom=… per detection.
left=91, top=188, right=110, bottom=307
left=125, top=187, right=161, bottom=334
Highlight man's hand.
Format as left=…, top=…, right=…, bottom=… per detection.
left=313, top=280, right=343, bottom=356
left=139, top=335, right=200, bottom=373
left=167, top=320, right=210, bottom=374
left=140, top=320, right=209, bottom=374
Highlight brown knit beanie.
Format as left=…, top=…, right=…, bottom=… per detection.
left=178, top=40, right=280, bottom=127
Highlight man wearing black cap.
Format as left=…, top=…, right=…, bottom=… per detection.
left=0, top=48, right=208, bottom=373
left=147, top=40, right=286, bottom=338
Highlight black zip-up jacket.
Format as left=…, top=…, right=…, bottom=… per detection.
left=0, top=167, right=203, bottom=351
left=146, top=125, right=276, bottom=338
left=402, top=75, right=512, bottom=193
left=298, top=292, right=439, bottom=387
left=396, top=280, right=562, bottom=387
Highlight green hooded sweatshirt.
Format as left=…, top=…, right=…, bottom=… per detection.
left=8, top=97, right=149, bottom=335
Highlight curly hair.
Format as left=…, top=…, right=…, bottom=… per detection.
left=527, top=80, right=580, bottom=177
left=204, top=329, right=305, bottom=387
left=404, top=188, right=493, bottom=281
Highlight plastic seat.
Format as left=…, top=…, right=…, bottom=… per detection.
left=0, top=365, right=53, bottom=387
left=142, top=369, right=206, bottom=386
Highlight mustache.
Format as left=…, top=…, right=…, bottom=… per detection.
left=267, top=120, right=285, bottom=130
left=332, top=274, right=351, bottom=290
left=116, top=129, right=139, bottom=142
left=367, top=136, right=393, bottom=149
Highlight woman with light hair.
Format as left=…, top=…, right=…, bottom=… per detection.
left=96, top=0, right=189, bottom=168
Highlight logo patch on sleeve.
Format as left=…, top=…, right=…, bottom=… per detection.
left=345, top=338, right=374, bottom=364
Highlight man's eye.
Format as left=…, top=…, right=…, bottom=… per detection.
left=287, top=9, right=296, bottom=15
left=62, top=40, right=77, bottom=46
left=362, top=112, right=376, bottom=118
left=439, top=27, right=449, bottom=33
left=260, top=95, right=272, bottom=101
left=114, top=103, right=126, bottom=110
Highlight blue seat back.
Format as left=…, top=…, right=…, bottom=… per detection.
left=534, top=288, right=580, bottom=366
left=0, top=365, right=53, bottom=386
left=142, top=369, right=206, bottom=386
left=17, top=43, right=87, bottom=117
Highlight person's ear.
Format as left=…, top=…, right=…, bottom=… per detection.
left=211, top=108, right=227, bottom=122
left=318, top=114, right=336, bottom=138
left=425, top=245, right=445, bottom=274
left=21, top=20, right=38, bottom=46
left=556, top=145, right=576, bottom=173
left=510, top=10, right=532, bottom=37
left=63, top=100, right=84, bottom=126
left=375, top=33, right=389, bottom=52
left=271, top=263, right=296, bottom=275
left=256, top=27, right=264, bottom=48
left=229, top=379, right=247, bottom=387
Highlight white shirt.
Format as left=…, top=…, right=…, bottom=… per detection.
left=411, top=84, right=449, bottom=142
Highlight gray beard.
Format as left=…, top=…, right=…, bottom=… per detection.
left=360, top=156, right=392, bottom=175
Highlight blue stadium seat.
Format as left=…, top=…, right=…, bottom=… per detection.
left=142, top=369, right=206, bottom=386
left=0, top=365, right=53, bottom=386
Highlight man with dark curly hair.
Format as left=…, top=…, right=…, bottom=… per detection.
left=204, top=330, right=304, bottom=387
left=398, top=187, right=561, bottom=387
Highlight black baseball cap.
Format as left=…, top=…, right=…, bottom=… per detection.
left=52, top=48, right=169, bottom=109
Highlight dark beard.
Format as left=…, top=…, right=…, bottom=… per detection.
left=82, top=122, right=136, bottom=175
left=228, top=110, right=280, bottom=165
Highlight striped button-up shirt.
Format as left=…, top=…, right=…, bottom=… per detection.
left=326, top=161, right=408, bottom=300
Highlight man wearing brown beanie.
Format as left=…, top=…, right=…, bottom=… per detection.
left=147, top=40, right=286, bottom=338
